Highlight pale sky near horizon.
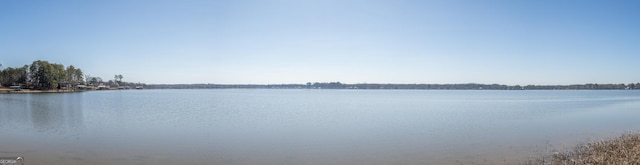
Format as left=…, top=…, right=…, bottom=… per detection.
left=1, top=0, right=639, bottom=85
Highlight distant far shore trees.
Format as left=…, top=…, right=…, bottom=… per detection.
left=147, top=82, right=640, bottom=90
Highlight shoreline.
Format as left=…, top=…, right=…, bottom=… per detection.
left=0, top=88, right=83, bottom=94
left=525, top=132, right=640, bottom=164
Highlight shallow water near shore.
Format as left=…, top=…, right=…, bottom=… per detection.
left=1, top=89, right=640, bottom=164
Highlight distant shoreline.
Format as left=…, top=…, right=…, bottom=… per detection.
left=0, top=88, right=82, bottom=94
left=1, top=87, right=637, bottom=93
left=145, top=82, right=640, bottom=90
left=3, top=82, right=640, bottom=93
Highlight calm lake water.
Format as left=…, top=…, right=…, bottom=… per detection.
left=1, top=89, right=640, bottom=165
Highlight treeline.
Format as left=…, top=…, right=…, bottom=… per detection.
left=1, top=60, right=146, bottom=90
left=0, top=60, right=84, bottom=90
left=147, top=82, right=640, bottom=90
left=84, top=74, right=146, bottom=89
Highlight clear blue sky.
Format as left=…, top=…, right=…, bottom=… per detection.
left=1, top=0, right=639, bottom=85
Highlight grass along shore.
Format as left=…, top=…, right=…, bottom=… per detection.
left=526, top=133, right=640, bottom=165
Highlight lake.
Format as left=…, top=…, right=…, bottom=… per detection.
left=1, top=89, right=640, bottom=165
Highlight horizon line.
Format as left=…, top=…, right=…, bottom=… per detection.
left=145, top=82, right=640, bottom=86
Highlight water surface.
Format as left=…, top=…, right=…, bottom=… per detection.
left=1, top=90, right=640, bottom=164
